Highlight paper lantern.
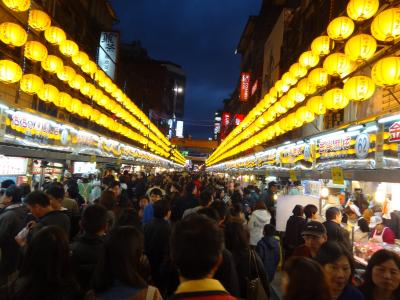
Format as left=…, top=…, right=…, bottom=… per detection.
left=90, top=109, right=101, bottom=122
left=41, top=55, right=63, bottom=73
left=281, top=95, right=295, bottom=110
left=0, top=59, right=22, bottom=84
left=308, top=68, right=329, bottom=87
left=275, top=80, right=289, bottom=95
left=296, top=107, right=315, bottom=124
left=80, top=82, right=96, bottom=97
left=20, top=74, right=43, bottom=95
left=38, top=84, right=59, bottom=103
left=24, top=41, right=48, bottom=62
left=274, top=102, right=287, bottom=115
left=2, top=0, right=30, bottom=12
left=57, top=92, right=72, bottom=109
left=56, top=66, right=76, bottom=82
left=345, top=34, right=377, bottom=62
left=269, top=87, right=278, bottom=99
left=306, top=96, right=326, bottom=115
left=44, top=26, right=66, bottom=45
left=92, top=89, right=104, bottom=103
left=71, top=51, right=89, bottom=67
left=105, top=82, right=117, bottom=94
left=323, top=53, right=352, bottom=77
left=68, top=74, right=86, bottom=90
left=81, top=60, right=97, bottom=75
left=347, top=0, right=379, bottom=21
left=59, top=40, right=79, bottom=57
left=0, top=22, right=27, bottom=47
left=327, top=17, right=355, bottom=41
left=299, top=51, right=320, bottom=69
left=344, top=76, right=375, bottom=101
left=371, top=56, right=400, bottom=87
left=69, top=98, right=82, bottom=113
left=282, top=72, right=297, bottom=86
left=28, top=10, right=51, bottom=31
left=81, top=104, right=92, bottom=118
left=289, top=63, right=308, bottom=79
left=311, top=36, right=334, bottom=56
left=288, top=88, right=305, bottom=103
left=297, top=78, right=317, bottom=96
left=371, top=8, right=400, bottom=42
left=323, top=88, right=349, bottom=110
left=94, top=69, right=105, bottom=83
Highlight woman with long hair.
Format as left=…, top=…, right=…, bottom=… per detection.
left=359, top=249, right=400, bottom=300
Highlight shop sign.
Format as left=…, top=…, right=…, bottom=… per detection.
left=331, top=167, right=344, bottom=185
left=318, top=136, right=351, bottom=160
left=0, top=157, right=28, bottom=175
left=98, top=32, right=119, bottom=80
left=389, top=122, right=400, bottom=142
left=220, top=112, right=231, bottom=140
left=355, top=133, right=370, bottom=159
left=240, top=72, right=251, bottom=101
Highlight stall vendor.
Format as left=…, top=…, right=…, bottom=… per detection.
left=369, top=216, right=395, bottom=244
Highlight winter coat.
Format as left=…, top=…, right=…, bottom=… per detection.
left=248, top=209, right=271, bottom=246
left=256, top=236, right=280, bottom=282
left=323, top=220, right=352, bottom=251
left=284, top=215, right=306, bottom=250
left=214, top=248, right=240, bottom=297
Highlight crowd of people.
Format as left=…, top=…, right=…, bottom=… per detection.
left=0, top=171, right=398, bottom=300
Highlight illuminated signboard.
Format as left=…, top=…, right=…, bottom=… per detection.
left=389, top=122, right=400, bottom=142
left=0, top=157, right=28, bottom=175
left=97, top=32, right=119, bottom=80
left=176, top=120, right=184, bottom=138
left=240, top=72, right=251, bottom=101
left=220, top=112, right=231, bottom=140
left=234, top=114, right=244, bottom=126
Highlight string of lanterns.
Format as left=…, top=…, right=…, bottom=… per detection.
left=207, top=0, right=399, bottom=166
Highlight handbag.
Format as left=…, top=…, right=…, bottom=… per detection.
left=246, top=249, right=268, bottom=300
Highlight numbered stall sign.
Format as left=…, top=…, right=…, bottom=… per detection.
left=355, top=133, right=370, bottom=159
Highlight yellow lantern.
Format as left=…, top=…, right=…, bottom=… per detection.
left=296, top=107, right=315, bottom=124
left=289, top=63, right=307, bottom=79
left=90, top=109, right=101, bottom=122
left=288, top=88, right=305, bottom=103
left=94, top=69, right=105, bottom=83
left=299, top=51, right=319, bottom=69
left=308, top=68, right=329, bottom=87
left=281, top=95, right=295, bottom=109
left=311, top=36, right=334, bottom=56
left=269, top=87, right=278, bottom=99
left=371, top=8, right=400, bottom=42
left=347, top=0, right=379, bottom=21
left=41, top=55, right=63, bottom=73
left=2, top=0, right=30, bottom=12
left=38, top=84, right=59, bottom=103
left=105, top=82, right=117, bottom=94
left=68, top=74, right=86, bottom=90
left=81, top=60, right=97, bottom=75
left=59, top=40, right=79, bottom=57
left=0, top=59, right=22, bottom=84
left=297, top=78, right=317, bottom=96
left=345, top=34, right=377, bottom=62
left=323, top=88, right=349, bottom=110
left=327, top=17, right=355, bottom=41
left=81, top=82, right=96, bottom=97
left=20, top=74, right=43, bottom=95
left=275, top=80, right=289, bottom=95
left=28, top=10, right=51, bottom=31
left=282, top=72, right=297, bottom=86
left=81, top=104, right=92, bottom=118
left=306, top=96, right=326, bottom=115
left=0, top=22, right=27, bottom=47
left=92, top=89, right=104, bottom=103
left=274, top=102, right=287, bottom=115
left=323, top=53, right=352, bottom=77
left=44, top=26, right=66, bottom=45
left=70, top=98, right=82, bottom=114
left=343, top=76, right=375, bottom=101
left=371, top=56, right=400, bottom=87
left=24, top=41, right=48, bottom=62
left=72, top=51, right=89, bottom=67
left=57, top=92, right=72, bottom=109
left=56, top=66, right=76, bottom=82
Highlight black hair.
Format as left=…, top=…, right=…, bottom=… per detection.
left=326, top=207, right=341, bottom=221
left=184, top=182, right=196, bottom=196
left=81, top=205, right=108, bottom=234
left=171, top=214, right=224, bottom=279
left=292, top=205, right=304, bottom=217
left=5, top=185, right=21, bottom=204
left=209, top=200, right=227, bottom=221
left=24, top=191, right=50, bottom=207
left=153, top=199, right=170, bottom=219
left=1, top=179, right=15, bottom=189
left=224, top=221, right=249, bottom=254
left=18, top=183, right=31, bottom=199
left=149, top=187, right=163, bottom=197
left=45, top=183, right=65, bottom=200
left=263, top=224, right=276, bottom=237
left=304, top=204, right=318, bottom=220
left=197, top=207, right=220, bottom=222
left=99, top=190, right=116, bottom=210
left=199, top=190, right=212, bottom=206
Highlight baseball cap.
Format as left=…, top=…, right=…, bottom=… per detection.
left=369, top=216, right=383, bottom=229
left=302, top=221, right=327, bottom=237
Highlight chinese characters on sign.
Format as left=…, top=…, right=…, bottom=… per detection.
left=220, top=112, right=231, bottom=140
left=318, top=136, right=351, bottom=160
left=240, top=72, right=251, bottom=102
left=98, top=32, right=119, bottom=79
left=389, top=122, right=400, bottom=142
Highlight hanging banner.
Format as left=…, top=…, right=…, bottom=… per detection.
left=98, top=32, right=119, bottom=80
left=240, top=72, right=251, bottom=102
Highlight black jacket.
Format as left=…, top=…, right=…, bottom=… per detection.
left=30, top=210, right=71, bottom=241
left=214, top=248, right=240, bottom=297
left=323, top=220, right=352, bottom=251
left=284, top=216, right=306, bottom=249
left=171, top=196, right=198, bottom=221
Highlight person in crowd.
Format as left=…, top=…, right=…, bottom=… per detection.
left=18, top=183, right=31, bottom=203
left=67, top=182, right=86, bottom=208
left=304, top=204, right=318, bottom=222
left=256, top=224, right=281, bottom=282
left=143, top=200, right=171, bottom=295
left=344, top=206, right=369, bottom=243
left=284, top=205, right=306, bottom=257
left=142, top=188, right=163, bottom=225
left=323, top=207, right=352, bottom=251
left=227, top=202, right=246, bottom=224
left=170, top=214, right=236, bottom=300
left=293, top=221, right=327, bottom=258
left=369, top=215, right=396, bottom=244
left=262, top=181, right=278, bottom=224
left=224, top=221, right=269, bottom=298
left=70, top=205, right=108, bottom=294
left=359, top=249, right=400, bottom=300
left=7, top=226, right=80, bottom=300
left=171, top=182, right=198, bottom=221
left=135, top=172, right=147, bottom=198
left=107, top=180, right=121, bottom=199
left=248, top=200, right=271, bottom=247
left=138, top=196, right=149, bottom=222
left=0, top=185, right=26, bottom=285
left=99, top=190, right=117, bottom=230
left=86, top=226, right=162, bottom=300
left=79, top=174, right=92, bottom=204
left=24, top=191, right=71, bottom=239
left=315, top=241, right=364, bottom=300
left=282, top=256, right=332, bottom=300
left=182, top=189, right=213, bottom=218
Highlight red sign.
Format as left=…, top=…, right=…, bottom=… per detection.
left=240, top=72, right=251, bottom=101
left=220, top=112, right=231, bottom=140
left=234, top=114, right=244, bottom=126
left=389, top=122, right=400, bottom=142
left=251, top=80, right=258, bottom=96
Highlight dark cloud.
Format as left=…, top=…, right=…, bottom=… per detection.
left=110, top=0, right=261, bottom=138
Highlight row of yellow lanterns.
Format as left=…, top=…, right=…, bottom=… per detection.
left=207, top=1, right=400, bottom=166
left=0, top=5, right=172, bottom=155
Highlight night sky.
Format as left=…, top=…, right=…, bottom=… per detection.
left=110, top=0, right=261, bottom=139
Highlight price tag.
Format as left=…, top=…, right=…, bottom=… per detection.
left=331, top=167, right=344, bottom=185
left=355, top=133, right=370, bottom=159
left=90, top=155, right=96, bottom=163
left=289, top=170, right=297, bottom=181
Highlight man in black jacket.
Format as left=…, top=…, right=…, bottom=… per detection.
left=323, top=207, right=352, bottom=251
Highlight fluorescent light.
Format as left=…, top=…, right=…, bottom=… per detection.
left=284, top=141, right=291, bottom=145
left=347, top=125, right=363, bottom=132
left=0, top=104, right=9, bottom=110
left=310, top=130, right=345, bottom=142
left=363, top=125, right=378, bottom=133
left=378, top=114, right=400, bottom=124
left=345, top=130, right=361, bottom=137
left=296, top=140, right=305, bottom=145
